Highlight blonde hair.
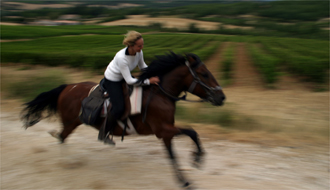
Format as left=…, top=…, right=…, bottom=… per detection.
left=123, top=31, right=142, bottom=46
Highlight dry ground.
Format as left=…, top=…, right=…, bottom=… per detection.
left=100, top=15, right=253, bottom=31
left=2, top=2, right=75, bottom=10
left=1, top=42, right=329, bottom=189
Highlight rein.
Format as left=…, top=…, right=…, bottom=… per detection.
left=158, top=85, right=204, bottom=102
left=142, top=85, right=203, bottom=123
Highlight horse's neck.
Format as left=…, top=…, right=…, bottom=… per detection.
left=161, top=66, right=189, bottom=97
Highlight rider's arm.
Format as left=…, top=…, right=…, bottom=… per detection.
left=119, top=61, right=150, bottom=86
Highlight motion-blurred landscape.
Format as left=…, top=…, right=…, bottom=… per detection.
left=1, top=1, right=329, bottom=190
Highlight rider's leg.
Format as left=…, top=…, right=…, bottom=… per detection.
left=98, top=78, right=125, bottom=145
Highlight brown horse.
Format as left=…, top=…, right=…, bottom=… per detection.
left=20, top=52, right=225, bottom=188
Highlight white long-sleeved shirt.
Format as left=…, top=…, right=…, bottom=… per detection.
left=104, top=47, right=149, bottom=85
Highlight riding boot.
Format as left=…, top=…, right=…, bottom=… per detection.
left=98, top=114, right=116, bottom=145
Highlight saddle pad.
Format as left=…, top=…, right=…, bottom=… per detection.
left=129, top=86, right=143, bottom=115
left=100, top=86, right=143, bottom=117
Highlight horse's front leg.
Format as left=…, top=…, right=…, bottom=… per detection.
left=162, top=137, right=191, bottom=188
left=177, top=128, right=205, bottom=169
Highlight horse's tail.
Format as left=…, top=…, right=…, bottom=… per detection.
left=20, top=84, right=68, bottom=129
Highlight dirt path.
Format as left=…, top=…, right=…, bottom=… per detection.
left=274, top=70, right=316, bottom=91
left=231, top=43, right=264, bottom=89
left=2, top=2, right=74, bottom=10
left=1, top=43, right=329, bottom=189
left=1, top=111, right=329, bottom=190
left=204, top=42, right=230, bottom=80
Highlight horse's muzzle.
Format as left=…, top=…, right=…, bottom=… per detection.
left=208, top=93, right=226, bottom=106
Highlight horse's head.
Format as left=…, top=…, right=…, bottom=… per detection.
left=184, top=53, right=226, bottom=106
left=137, top=51, right=226, bottom=105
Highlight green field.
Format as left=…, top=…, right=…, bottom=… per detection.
left=0, top=25, right=154, bottom=39
left=1, top=25, right=329, bottom=85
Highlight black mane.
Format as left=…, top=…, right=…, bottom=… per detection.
left=137, top=51, right=186, bottom=84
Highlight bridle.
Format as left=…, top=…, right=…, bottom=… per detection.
left=143, top=59, right=223, bottom=122
left=157, top=60, right=222, bottom=103
left=185, top=60, right=222, bottom=93
left=185, top=60, right=223, bottom=104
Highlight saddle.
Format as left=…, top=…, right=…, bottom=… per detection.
left=79, top=79, right=139, bottom=126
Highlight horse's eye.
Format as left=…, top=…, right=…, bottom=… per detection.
left=201, top=73, right=209, bottom=78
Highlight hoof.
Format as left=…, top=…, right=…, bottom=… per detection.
left=48, top=130, right=58, bottom=138
left=191, top=151, right=205, bottom=169
left=104, top=138, right=116, bottom=146
left=183, top=182, right=195, bottom=190
left=48, top=130, right=63, bottom=143
left=99, top=137, right=116, bottom=146
left=192, top=160, right=201, bottom=169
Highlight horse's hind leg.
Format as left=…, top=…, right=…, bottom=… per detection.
left=49, top=119, right=81, bottom=143
left=177, top=128, right=205, bottom=168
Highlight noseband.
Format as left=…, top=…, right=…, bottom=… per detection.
left=185, top=61, right=222, bottom=102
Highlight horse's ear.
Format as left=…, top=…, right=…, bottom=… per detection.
left=184, top=53, right=195, bottom=65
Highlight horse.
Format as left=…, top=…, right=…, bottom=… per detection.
left=20, top=52, right=226, bottom=188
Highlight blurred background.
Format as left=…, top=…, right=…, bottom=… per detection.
left=1, top=0, right=329, bottom=189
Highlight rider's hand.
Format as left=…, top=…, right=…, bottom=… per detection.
left=149, top=76, right=160, bottom=85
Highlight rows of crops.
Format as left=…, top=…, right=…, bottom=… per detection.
left=214, top=36, right=328, bottom=85
left=1, top=32, right=223, bottom=70
left=1, top=25, right=154, bottom=39
left=257, top=38, right=329, bottom=83
left=247, top=43, right=279, bottom=84
left=239, top=37, right=329, bottom=85
left=2, top=26, right=328, bottom=85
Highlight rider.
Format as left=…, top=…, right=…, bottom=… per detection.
left=99, top=31, right=160, bottom=145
